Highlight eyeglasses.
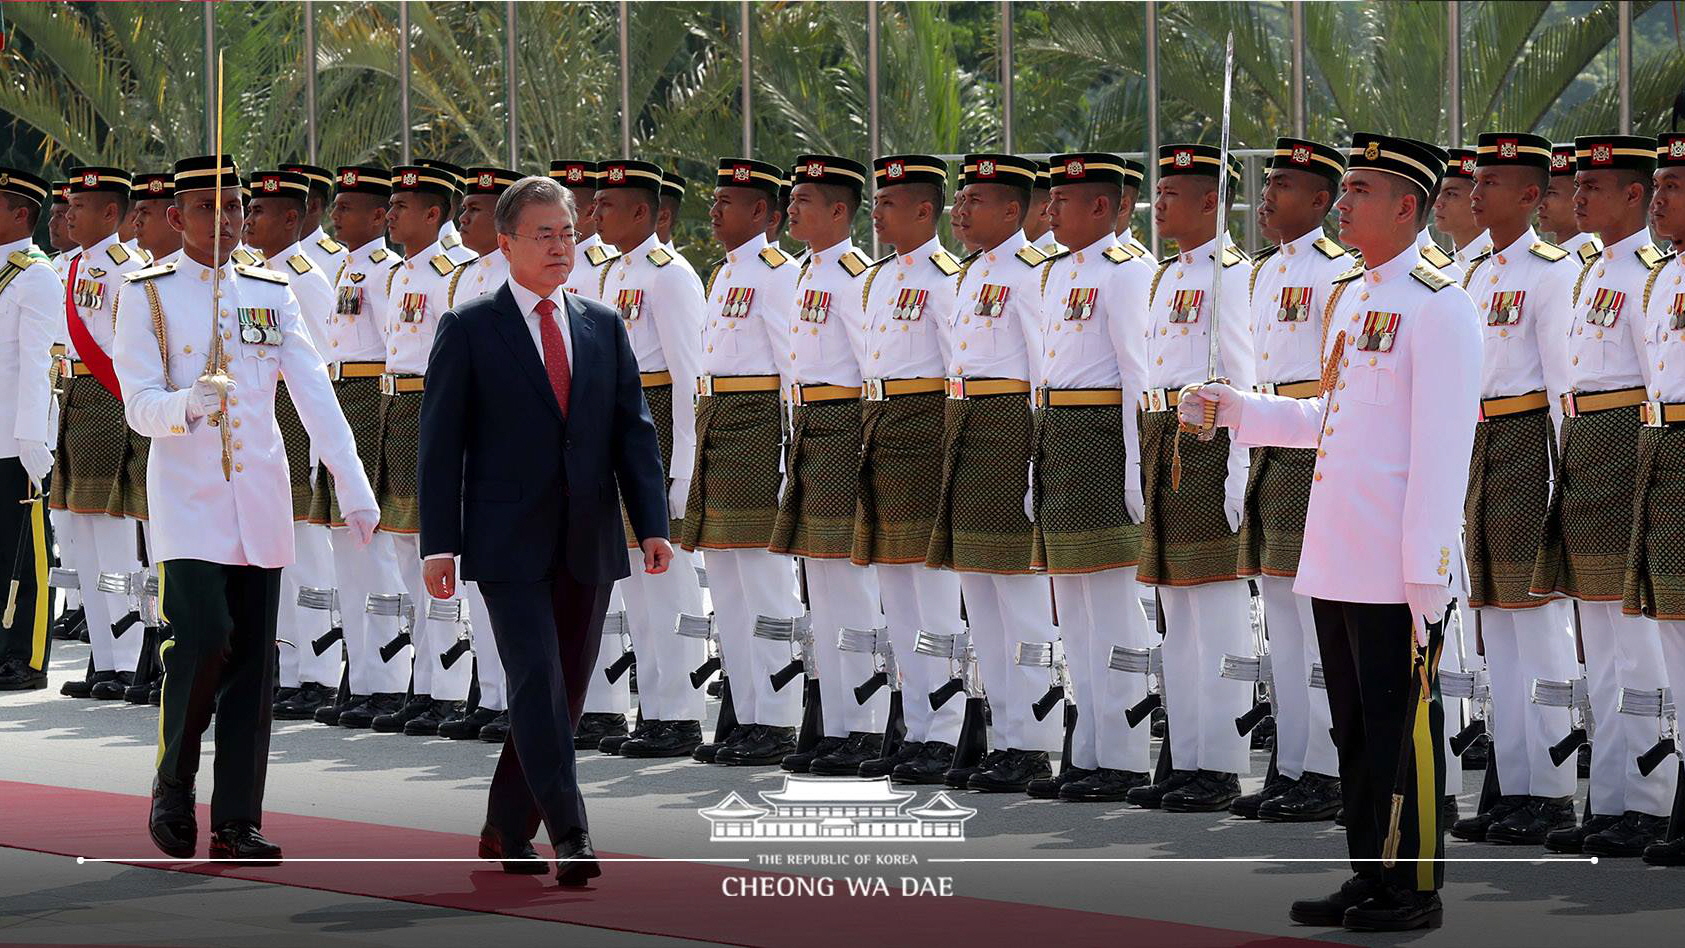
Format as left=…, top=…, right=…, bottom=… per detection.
left=507, top=230, right=575, bottom=248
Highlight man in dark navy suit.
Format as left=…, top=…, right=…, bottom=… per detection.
left=418, top=175, right=672, bottom=887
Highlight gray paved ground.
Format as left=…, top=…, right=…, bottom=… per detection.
left=3, top=640, right=1682, bottom=946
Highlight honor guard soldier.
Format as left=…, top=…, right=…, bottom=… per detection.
left=1130, top=143, right=1255, bottom=813
left=1231, top=137, right=1350, bottom=823
left=415, top=159, right=472, bottom=258
left=1185, top=132, right=1480, bottom=932
left=849, top=154, right=972, bottom=782
left=933, top=153, right=1066, bottom=792
left=1404, top=141, right=1466, bottom=285
left=677, top=158, right=807, bottom=762
left=48, top=183, right=78, bottom=266
left=45, top=182, right=81, bottom=645
left=312, top=166, right=408, bottom=728
left=56, top=165, right=148, bottom=700
left=243, top=168, right=344, bottom=721
left=1112, top=158, right=1153, bottom=259
left=1625, top=132, right=1685, bottom=866
left=1022, top=152, right=1157, bottom=800
left=592, top=158, right=709, bottom=756
left=656, top=170, right=704, bottom=291
left=1446, top=133, right=1581, bottom=846
left=1534, top=135, right=1676, bottom=857
left=114, top=153, right=378, bottom=864
left=767, top=155, right=888, bottom=771
left=767, top=177, right=791, bottom=247
left=278, top=163, right=348, bottom=276
left=1539, top=145, right=1604, bottom=265
left=1025, top=162, right=1062, bottom=256
left=130, top=173, right=183, bottom=264
left=1543, top=135, right=1671, bottom=862
left=554, top=161, right=616, bottom=300
left=0, top=168, right=62, bottom=691
left=372, top=164, right=477, bottom=735
left=1436, top=148, right=1493, bottom=272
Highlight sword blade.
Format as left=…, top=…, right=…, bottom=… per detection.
left=1208, top=31, right=1235, bottom=382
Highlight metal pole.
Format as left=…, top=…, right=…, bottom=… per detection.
left=304, top=0, right=317, bottom=163
left=203, top=1, right=215, bottom=152
left=1617, top=1, right=1632, bottom=134
left=868, top=2, right=880, bottom=254
left=1244, top=156, right=1259, bottom=252
left=618, top=2, right=632, bottom=155
left=1290, top=1, right=1305, bottom=138
left=1446, top=1, right=1460, bottom=147
left=1000, top=1, right=1014, bottom=151
left=506, top=1, right=518, bottom=166
left=740, top=0, right=752, bottom=155
left=1145, top=1, right=1159, bottom=254
left=399, top=0, right=411, bottom=163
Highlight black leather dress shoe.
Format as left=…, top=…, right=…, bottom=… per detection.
left=554, top=829, right=602, bottom=887
left=89, top=671, right=135, bottom=700
left=1643, top=833, right=1685, bottom=866
left=574, top=712, right=629, bottom=751
left=314, top=693, right=366, bottom=726
left=969, top=749, right=1053, bottom=793
left=599, top=717, right=653, bottom=755
left=372, top=694, right=433, bottom=733
left=274, top=682, right=335, bottom=721
left=622, top=720, right=704, bottom=758
left=715, top=725, right=797, bottom=766
left=478, top=709, right=511, bottom=743
left=1288, top=874, right=1382, bottom=926
left=892, top=742, right=955, bottom=785
left=1583, top=810, right=1670, bottom=857
left=1230, top=772, right=1297, bottom=819
left=781, top=735, right=847, bottom=774
left=51, top=606, right=85, bottom=641
left=1342, top=887, right=1442, bottom=932
left=1485, top=796, right=1577, bottom=845
left=1441, top=794, right=1460, bottom=827
left=697, top=725, right=752, bottom=764
left=273, top=686, right=299, bottom=709
left=1545, top=813, right=1622, bottom=854
left=1259, top=771, right=1343, bottom=822
left=148, top=774, right=196, bottom=858
left=62, top=668, right=112, bottom=699
left=1450, top=794, right=1526, bottom=842
left=1161, top=771, right=1242, bottom=812
left=440, top=705, right=500, bottom=740
left=404, top=699, right=461, bottom=736
left=0, top=661, right=47, bottom=691
left=1126, top=769, right=1197, bottom=809
left=1059, top=767, right=1150, bottom=802
left=1028, top=765, right=1094, bottom=800
left=340, top=692, right=406, bottom=729
left=209, top=822, right=282, bottom=866
left=944, top=748, right=1004, bottom=789
left=125, top=671, right=159, bottom=703
left=809, top=732, right=884, bottom=776
left=479, top=824, right=548, bottom=874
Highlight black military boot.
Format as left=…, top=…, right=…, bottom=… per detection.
left=943, top=747, right=1003, bottom=790
left=89, top=671, right=134, bottom=700
left=621, top=720, right=704, bottom=758
left=698, top=724, right=753, bottom=764
left=340, top=692, right=405, bottom=729
left=1259, top=771, right=1343, bottom=822
left=404, top=699, right=460, bottom=736
left=1450, top=794, right=1527, bottom=842
left=1058, top=767, right=1150, bottom=803
left=781, top=735, right=847, bottom=774
left=969, top=749, right=1053, bottom=793
left=893, top=742, right=956, bottom=785
left=51, top=606, right=85, bottom=641
left=1126, top=768, right=1197, bottom=809
left=1028, top=765, right=1095, bottom=800
left=1582, top=811, right=1670, bottom=857
left=858, top=739, right=923, bottom=778
left=1644, top=835, right=1685, bottom=865
left=1485, top=796, right=1577, bottom=846
left=440, top=705, right=500, bottom=740
left=61, top=666, right=110, bottom=699
left=477, top=709, right=511, bottom=743
left=599, top=717, right=653, bottom=756
left=714, top=725, right=797, bottom=766
left=1342, top=886, right=1443, bottom=932
left=0, top=660, right=46, bottom=691
left=809, top=731, right=885, bottom=776
left=1545, top=813, right=1622, bottom=854
left=574, top=712, right=628, bottom=751
left=372, top=694, right=433, bottom=733
left=314, top=692, right=365, bottom=726
left=1161, top=770, right=1242, bottom=812
left=1288, top=874, right=1383, bottom=926
left=274, top=682, right=335, bottom=721
left=1230, top=771, right=1296, bottom=819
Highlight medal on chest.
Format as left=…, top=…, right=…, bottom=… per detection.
left=73, top=277, right=105, bottom=310
left=1586, top=288, right=1626, bottom=328
left=1062, top=287, right=1097, bottom=321
left=798, top=289, right=831, bottom=324
left=1355, top=311, right=1400, bottom=353
left=1168, top=288, right=1203, bottom=324
left=1669, top=293, right=1685, bottom=332
left=398, top=292, right=427, bottom=324
left=1488, top=290, right=1524, bottom=326
left=237, top=307, right=284, bottom=346
left=616, top=288, right=644, bottom=322
left=891, top=288, right=930, bottom=321
left=720, top=286, right=754, bottom=318
left=337, top=282, right=365, bottom=315
left=975, top=284, right=1009, bottom=318
left=1276, top=286, right=1311, bottom=322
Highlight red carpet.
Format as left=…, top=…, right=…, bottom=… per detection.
left=0, top=779, right=1318, bottom=947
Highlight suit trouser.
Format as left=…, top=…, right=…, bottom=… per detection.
left=969, top=572, right=1062, bottom=753
left=1582, top=601, right=1676, bottom=817
left=1259, top=575, right=1339, bottom=779
left=477, top=572, right=610, bottom=846
left=155, top=559, right=282, bottom=828
left=620, top=545, right=705, bottom=721
left=704, top=548, right=803, bottom=728
left=277, top=522, right=340, bottom=689
left=1159, top=579, right=1254, bottom=774
left=583, top=581, right=632, bottom=715
left=330, top=527, right=410, bottom=695
left=1313, top=598, right=1446, bottom=893
left=1053, top=568, right=1153, bottom=771
left=390, top=533, right=472, bottom=701
left=802, top=558, right=885, bottom=736
left=463, top=580, right=507, bottom=711
left=64, top=512, right=142, bottom=674
left=878, top=562, right=963, bottom=745
left=1480, top=602, right=1577, bottom=798
left=0, top=459, right=51, bottom=670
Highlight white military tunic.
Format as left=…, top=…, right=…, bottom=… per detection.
left=66, top=233, right=147, bottom=362
left=603, top=232, right=702, bottom=480
left=1, top=239, right=62, bottom=456
left=861, top=235, right=960, bottom=380
left=564, top=233, right=618, bottom=301
left=326, top=239, right=399, bottom=363
left=383, top=238, right=475, bottom=376
left=699, top=233, right=796, bottom=378
left=446, top=250, right=510, bottom=309
left=1564, top=228, right=1660, bottom=395
left=301, top=226, right=347, bottom=278
left=788, top=239, right=872, bottom=386
left=1249, top=231, right=1351, bottom=391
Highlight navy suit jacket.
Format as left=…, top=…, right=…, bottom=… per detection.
left=417, top=282, right=668, bottom=585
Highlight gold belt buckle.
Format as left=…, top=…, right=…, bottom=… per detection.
left=56, top=357, right=74, bottom=378
left=1145, top=388, right=1168, bottom=413
left=786, top=383, right=804, bottom=407
left=946, top=376, right=966, bottom=400
left=1561, top=392, right=1579, bottom=418
left=697, top=375, right=716, bottom=397
left=1644, top=399, right=1664, bottom=428
left=864, top=378, right=886, bottom=401
left=379, top=374, right=396, bottom=396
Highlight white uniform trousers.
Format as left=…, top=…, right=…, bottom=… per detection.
left=388, top=534, right=471, bottom=700
left=1259, top=576, right=1340, bottom=780
left=620, top=545, right=706, bottom=721
left=802, top=558, right=885, bottom=736
left=64, top=512, right=141, bottom=674
left=49, top=509, right=81, bottom=612
left=1159, top=579, right=1254, bottom=775
left=1582, top=601, right=1677, bottom=817
left=1443, top=600, right=1476, bottom=797
left=1480, top=602, right=1577, bottom=798
left=878, top=563, right=964, bottom=745
left=584, top=581, right=633, bottom=715
left=970, top=573, right=1062, bottom=753
left=331, top=527, right=410, bottom=695
left=704, top=548, right=803, bottom=728
left=1054, top=568, right=1154, bottom=771
left=459, top=580, right=508, bottom=711
left=277, top=523, right=340, bottom=688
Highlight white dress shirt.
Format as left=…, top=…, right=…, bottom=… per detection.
left=67, top=232, right=147, bottom=359
left=0, top=238, right=62, bottom=454
left=507, top=277, right=574, bottom=372
left=270, top=240, right=336, bottom=354
left=602, top=232, right=702, bottom=481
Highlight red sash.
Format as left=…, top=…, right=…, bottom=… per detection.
left=64, top=254, right=123, bottom=400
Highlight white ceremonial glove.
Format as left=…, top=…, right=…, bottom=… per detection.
left=1176, top=382, right=1242, bottom=437
left=17, top=441, right=53, bottom=485
left=667, top=478, right=690, bottom=521
left=185, top=376, right=236, bottom=421
left=1023, top=463, right=1036, bottom=522
left=1404, top=582, right=1450, bottom=648
left=343, top=508, right=380, bottom=549
left=1124, top=483, right=1145, bottom=524
left=1223, top=491, right=1244, bottom=534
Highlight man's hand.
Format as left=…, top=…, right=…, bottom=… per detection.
left=1404, top=582, right=1449, bottom=648
left=424, top=557, right=456, bottom=600
left=1177, top=382, right=1242, bottom=438
left=667, top=478, right=690, bottom=521
left=344, top=508, right=379, bottom=548
left=17, top=441, right=53, bottom=486
left=642, top=537, right=673, bottom=575
left=186, top=375, right=236, bottom=421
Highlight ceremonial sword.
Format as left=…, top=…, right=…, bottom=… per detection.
left=205, top=49, right=235, bottom=482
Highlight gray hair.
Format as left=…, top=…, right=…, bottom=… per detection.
left=494, top=175, right=575, bottom=235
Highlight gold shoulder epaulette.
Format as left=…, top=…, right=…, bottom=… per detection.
left=286, top=254, right=314, bottom=275
left=122, top=259, right=179, bottom=282
left=369, top=247, right=391, bottom=264
left=317, top=235, right=345, bottom=255
left=838, top=249, right=872, bottom=277
left=1220, top=245, right=1248, bottom=268
left=231, top=247, right=261, bottom=267
left=584, top=244, right=618, bottom=267
left=235, top=263, right=289, bottom=285
left=1332, top=264, right=1364, bottom=284
left=1528, top=240, right=1568, bottom=262
left=759, top=245, right=790, bottom=268
left=1159, top=252, right=1179, bottom=265
left=106, top=243, right=131, bottom=265
left=930, top=249, right=962, bottom=276
left=1577, top=240, right=1602, bottom=266
left=1102, top=245, right=1129, bottom=265
left=1410, top=263, right=1453, bottom=292
left=430, top=253, right=456, bottom=276
left=647, top=246, right=674, bottom=267
left=1420, top=244, right=1454, bottom=269
left=1313, top=236, right=1349, bottom=259
left=1015, top=245, right=1046, bottom=267
left=1637, top=244, right=1666, bottom=270
left=441, top=232, right=462, bottom=250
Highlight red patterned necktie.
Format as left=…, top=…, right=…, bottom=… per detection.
left=535, top=298, right=570, bottom=416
